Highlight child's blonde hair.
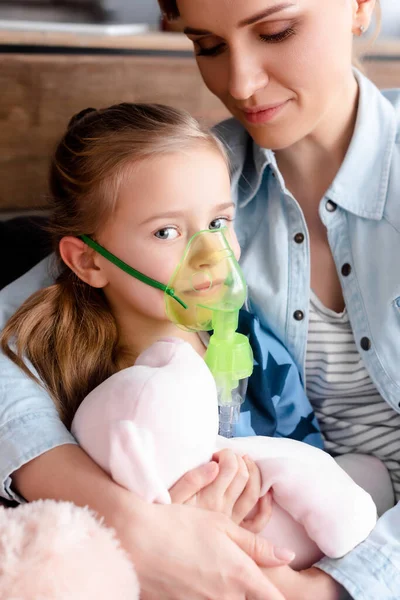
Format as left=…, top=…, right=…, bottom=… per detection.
left=0, top=103, right=227, bottom=428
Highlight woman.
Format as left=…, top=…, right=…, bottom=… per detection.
left=160, top=0, right=400, bottom=597
left=0, top=0, right=398, bottom=598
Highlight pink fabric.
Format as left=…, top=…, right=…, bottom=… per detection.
left=0, top=500, right=139, bottom=599
left=72, top=338, right=377, bottom=570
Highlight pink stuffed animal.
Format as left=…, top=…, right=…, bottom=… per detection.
left=0, top=500, right=139, bottom=600
left=72, top=337, right=377, bottom=570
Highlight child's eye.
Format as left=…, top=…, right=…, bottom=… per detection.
left=209, top=217, right=228, bottom=230
left=154, top=227, right=179, bottom=240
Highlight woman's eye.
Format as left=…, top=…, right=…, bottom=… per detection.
left=260, top=27, right=295, bottom=44
left=209, top=217, right=227, bottom=230
left=194, top=41, right=226, bottom=57
left=154, top=227, right=179, bottom=241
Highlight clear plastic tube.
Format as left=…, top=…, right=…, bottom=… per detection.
left=217, top=387, right=242, bottom=438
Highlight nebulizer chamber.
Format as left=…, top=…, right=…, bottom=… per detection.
left=165, top=229, right=253, bottom=438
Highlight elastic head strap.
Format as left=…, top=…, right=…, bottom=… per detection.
left=80, top=235, right=187, bottom=309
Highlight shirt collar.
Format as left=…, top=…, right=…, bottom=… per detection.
left=238, top=70, right=397, bottom=219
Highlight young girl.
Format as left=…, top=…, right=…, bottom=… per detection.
left=0, top=103, right=376, bottom=576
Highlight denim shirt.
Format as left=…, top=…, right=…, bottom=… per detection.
left=213, top=69, right=400, bottom=599
left=0, top=69, right=399, bottom=598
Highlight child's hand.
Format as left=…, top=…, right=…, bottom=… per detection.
left=169, top=449, right=269, bottom=527
left=241, top=490, right=273, bottom=533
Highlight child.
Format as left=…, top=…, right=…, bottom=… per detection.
left=1, top=104, right=376, bottom=571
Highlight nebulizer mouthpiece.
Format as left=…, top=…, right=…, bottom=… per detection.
left=80, top=228, right=253, bottom=438
left=165, top=229, right=254, bottom=437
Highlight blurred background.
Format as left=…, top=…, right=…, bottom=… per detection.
left=380, top=0, right=400, bottom=38
left=0, top=0, right=161, bottom=26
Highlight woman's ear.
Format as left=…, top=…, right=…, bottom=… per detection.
left=352, top=0, right=377, bottom=36
left=59, top=236, right=109, bottom=288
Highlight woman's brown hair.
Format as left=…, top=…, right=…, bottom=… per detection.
left=159, top=0, right=179, bottom=21
left=159, top=0, right=382, bottom=30
left=0, top=103, right=227, bottom=429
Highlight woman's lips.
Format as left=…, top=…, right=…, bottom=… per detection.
left=241, top=101, right=289, bottom=124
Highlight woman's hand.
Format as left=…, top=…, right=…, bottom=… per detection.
left=126, top=500, right=294, bottom=600
left=261, top=565, right=349, bottom=600
left=169, top=449, right=272, bottom=532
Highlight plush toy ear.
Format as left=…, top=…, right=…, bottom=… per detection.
left=109, top=420, right=171, bottom=505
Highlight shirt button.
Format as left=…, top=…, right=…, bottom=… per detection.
left=293, top=310, right=304, bottom=321
left=360, top=337, right=371, bottom=351
left=294, top=232, right=305, bottom=244
left=341, top=263, right=352, bottom=277
left=326, top=200, right=337, bottom=212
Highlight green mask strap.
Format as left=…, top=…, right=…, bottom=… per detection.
left=80, top=235, right=188, bottom=309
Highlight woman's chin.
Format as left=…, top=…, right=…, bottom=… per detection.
left=241, top=123, right=301, bottom=152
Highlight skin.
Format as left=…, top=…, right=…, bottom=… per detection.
left=171, top=0, right=377, bottom=597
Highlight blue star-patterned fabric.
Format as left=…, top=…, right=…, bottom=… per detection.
left=236, top=310, right=324, bottom=449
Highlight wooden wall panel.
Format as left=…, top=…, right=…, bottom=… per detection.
left=0, top=50, right=399, bottom=211
left=0, top=53, right=229, bottom=211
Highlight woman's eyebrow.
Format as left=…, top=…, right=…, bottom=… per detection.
left=238, top=3, right=296, bottom=27
left=184, top=2, right=296, bottom=35
left=183, top=26, right=211, bottom=36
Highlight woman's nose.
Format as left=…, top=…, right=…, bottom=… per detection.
left=228, top=50, right=269, bottom=100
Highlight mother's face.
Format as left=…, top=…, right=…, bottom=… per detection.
left=178, top=0, right=370, bottom=149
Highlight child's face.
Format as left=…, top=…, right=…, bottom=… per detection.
left=97, top=146, right=240, bottom=323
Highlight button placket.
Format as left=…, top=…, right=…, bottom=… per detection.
left=360, top=337, right=371, bottom=351
left=285, top=193, right=309, bottom=373
left=325, top=200, right=337, bottom=213
left=294, top=232, right=304, bottom=244
left=341, top=263, right=352, bottom=277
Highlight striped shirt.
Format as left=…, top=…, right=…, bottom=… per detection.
left=306, top=291, right=400, bottom=502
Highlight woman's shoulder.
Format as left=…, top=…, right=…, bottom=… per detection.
left=212, top=118, right=261, bottom=202
left=212, top=117, right=249, bottom=146
left=378, top=88, right=400, bottom=228
left=212, top=117, right=252, bottom=168
left=381, top=87, right=400, bottom=136
left=381, top=87, right=400, bottom=110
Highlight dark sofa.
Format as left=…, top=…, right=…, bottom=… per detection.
left=0, top=216, right=51, bottom=290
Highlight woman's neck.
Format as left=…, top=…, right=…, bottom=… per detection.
left=275, top=73, right=359, bottom=213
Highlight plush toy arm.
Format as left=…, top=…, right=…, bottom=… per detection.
left=223, top=435, right=377, bottom=558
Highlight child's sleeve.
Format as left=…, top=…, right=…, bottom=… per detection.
left=236, top=309, right=324, bottom=449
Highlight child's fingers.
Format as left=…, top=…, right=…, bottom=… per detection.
left=223, top=454, right=251, bottom=517
left=230, top=455, right=261, bottom=524
left=207, top=449, right=244, bottom=500
left=169, top=461, right=219, bottom=504
left=242, top=491, right=273, bottom=534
